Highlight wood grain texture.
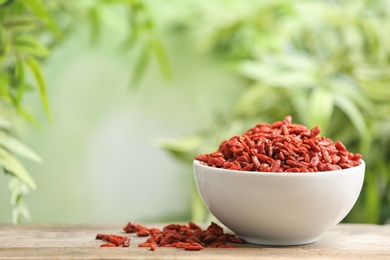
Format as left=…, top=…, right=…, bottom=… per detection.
left=0, top=223, right=389, bottom=259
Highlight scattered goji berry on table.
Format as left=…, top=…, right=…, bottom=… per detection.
left=95, top=233, right=131, bottom=247
left=97, top=221, right=247, bottom=251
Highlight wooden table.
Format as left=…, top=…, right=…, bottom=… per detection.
left=0, top=223, right=389, bottom=259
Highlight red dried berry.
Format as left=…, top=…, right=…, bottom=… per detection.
left=123, top=222, right=138, bottom=233
left=184, top=242, right=204, bottom=251
left=195, top=116, right=362, bottom=172
left=228, top=236, right=246, bottom=244
left=100, top=243, right=116, bottom=247
left=202, top=234, right=217, bottom=244
left=100, top=221, right=248, bottom=251
left=95, top=233, right=105, bottom=239
left=206, top=222, right=224, bottom=236
left=137, top=229, right=151, bottom=237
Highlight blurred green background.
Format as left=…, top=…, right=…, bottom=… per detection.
left=1, top=0, right=389, bottom=224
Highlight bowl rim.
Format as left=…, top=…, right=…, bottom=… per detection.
left=193, top=159, right=365, bottom=176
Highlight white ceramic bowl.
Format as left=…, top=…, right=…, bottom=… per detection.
left=193, top=160, right=365, bottom=246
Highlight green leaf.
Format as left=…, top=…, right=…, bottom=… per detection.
left=191, top=186, right=209, bottom=222
left=0, top=26, right=10, bottom=65
left=17, top=106, right=41, bottom=128
left=88, top=7, right=101, bottom=45
left=0, top=131, right=42, bottom=163
left=334, top=94, right=369, bottom=140
left=12, top=202, right=31, bottom=224
left=359, top=80, right=390, bottom=103
left=363, top=174, right=380, bottom=223
left=2, top=16, right=41, bottom=32
left=8, top=177, right=31, bottom=224
left=0, top=147, right=37, bottom=189
left=150, top=38, right=172, bottom=82
left=0, top=117, right=11, bottom=129
left=234, top=83, right=279, bottom=118
left=130, top=45, right=151, bottom=87
left=156, top=135, right=203, bottom=161
left=329, top=77, right=375, bottom=116
left=22, top=0, right=62, bottom=39
left=24, top=57, right=52, bottom=120
left=238, top=59, right=317, bottom=88
left=0, top=72, right=11, bottom=99
left=307, top=87, right=334, bottom=133
left=14, top=56, right=25, bottom=85
left=13, top=35, right=50, bottom=58
left=0, top=0, right=15, bottom=8
left=13, top=83, right=33, bottom=109
left=289, top=88, right=309, bottom=125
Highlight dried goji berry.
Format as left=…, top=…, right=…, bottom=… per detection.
left=202, top=234, right=217, bottom=244
left=195, top=116, right=362, bottom=173
left=184, top=242, right=204, bottom=251
left=100, top=243, right=116, bottom=247
left=96, top=233, right=131, bottom=247
left=206, top=222, right=224, bottom=236
left=101, top=221, right=249, bottom=251
left=209, top=241, right=224, bottom=248
left=123, top=221, right=138, bottom=233
left=122, top=237, right=130, bottom=247
left=228, top=236, right=246, bottom=244
left=150, top=243, right=157, bottom=251
left=137, top=229, right=151, bottom=237
left=95, top=233, right=105, bottom=239
left=176, top=242, right=190, bottom=248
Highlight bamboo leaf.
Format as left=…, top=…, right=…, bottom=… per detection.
left=191, top=186, right=209, bottom=222
left=359, top=80, right=390, bottom=103
left=0, top=72, right=11, bottom=98
left=2, top=16, right=41, bottom=32
left=234, top=83, right=279, bottom=118
left=24, top=57, right=52, bottom=120
left=334, top=94, right=369, bottom=139
left=8, top=177, right=31, bottom=224
left=130, top=46, right=151, bottom=87
left=238, top=60, right=317, bottom=88
left=156, top=135, right=204, bottom=161
left=0, top=117, right=11, bottom=129
left=0, top=131, right=42, bottom=163
left=119, top=33, right=138, bottom=52
left=13, top=35, right=50, bottom=58
left=0, top=26, right=9, bottom=65
left=14, top=57, right=25, bottom=85
left=307, top=87, right=334, bottom=133
left=0, top=147, right=37, bottom=190
left=17, top=106, right=41, bottom=128
left=364, top=174, right=380, bottom=223
left=88, top=7, right=101, bottom=45
left=22, top=0, right=62, bottom=39
left=117, top=6, right=139, bottom=51
left=150, top=39, right=172, bottom=81
left=14, top=83, right=33, bottom=109
left=13, top=202, right=31, bottom=224
left=289, top=88, right=309, bottom=125
left=329, top=77, right=375, bottom=116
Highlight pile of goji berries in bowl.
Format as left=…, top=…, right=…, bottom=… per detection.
left=193, top=116, right=365, bottom=246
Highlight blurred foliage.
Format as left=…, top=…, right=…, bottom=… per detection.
left=2, top=0, right=390, bottom=225
left=160, top=0, right=390, bottom=224
left=0, top=0, right=169, bottom=223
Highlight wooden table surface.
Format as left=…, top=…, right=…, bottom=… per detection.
left=0, top=223, right=389, bottom=259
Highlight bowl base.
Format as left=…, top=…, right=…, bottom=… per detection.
left=238, top=235, right=320, bottom=246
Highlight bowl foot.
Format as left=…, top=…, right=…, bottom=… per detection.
left=238, top=235, right=320, bottom=246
